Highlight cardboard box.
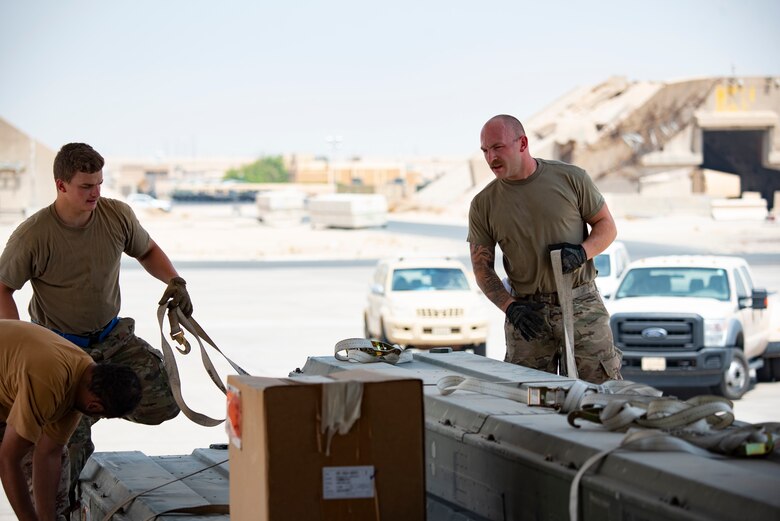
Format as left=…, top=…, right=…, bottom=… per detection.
left=227, top=370, right=425, bottom=521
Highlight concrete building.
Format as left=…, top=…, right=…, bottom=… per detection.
left=105, top=155, right=256, bottom=198
left=287, top=154, right=428, bottom=205
left=0, top=118, right=56, bottom=220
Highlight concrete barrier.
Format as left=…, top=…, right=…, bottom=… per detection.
left=711, top=196, right=769, bottom=221
left=603, top=193, right=712, bottom=218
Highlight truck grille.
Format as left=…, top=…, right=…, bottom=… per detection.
left=417, top=308, right=464, bottom=318
left=611, top=313, right=703, bottom=351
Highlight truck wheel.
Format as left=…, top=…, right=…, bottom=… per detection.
left=771, top=358, right=780, bottom=381
left=716, top=349, right=750, bottom=400
left=756, top=359, right=773, bottom=382
left=471, top=343, right=487, bottom=356
left=757, top=357, right=780, bottom=382
left=759, top=357, right=780, bottom=382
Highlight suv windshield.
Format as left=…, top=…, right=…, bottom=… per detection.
left=391, top=268, right=469, bottom=291
left=615, top=267, right=730, bottom=301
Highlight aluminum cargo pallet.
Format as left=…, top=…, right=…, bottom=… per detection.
left=294, top=351, right=780, bottom=521
left=79, top=447, right=229, bottom=520
left=81, top=352, right=780, bottom=520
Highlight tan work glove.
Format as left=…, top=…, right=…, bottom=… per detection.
left=159, top=276, right=193, bottom=317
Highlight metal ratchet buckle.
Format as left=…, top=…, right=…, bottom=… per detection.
left=527, top=386, right=567, bottom=408
left=167, top=309, right=192, bottom=354
left=362, top=339, right=403, bottom=357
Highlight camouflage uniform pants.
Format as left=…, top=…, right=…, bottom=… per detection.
left=505, top=288, right=623, bottom=384
left=67, top=317, right=180, bottom=510
left=0, top=423, right=70, bottom=521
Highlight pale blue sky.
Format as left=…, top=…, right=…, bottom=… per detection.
left=1, top=1, right=778, bottom=160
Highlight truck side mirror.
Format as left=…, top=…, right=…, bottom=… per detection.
left=751, top=288, right=768, bottom=310
left=370, top=283, right=385, bottom=296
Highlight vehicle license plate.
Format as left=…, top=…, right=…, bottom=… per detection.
left=641, top=357, right=666, bottom=371
left=432, top=326, right=451, bottom=335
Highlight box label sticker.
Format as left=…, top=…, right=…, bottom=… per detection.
left=226, top=384, right=242, bottom=449
left=322, top=465, right=375, bottom=499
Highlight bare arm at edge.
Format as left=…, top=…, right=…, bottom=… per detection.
left=581, top=203, right=617, bottom=260
left=32, top=433, right=63, bottom=521
left=470, top=243, right=513, bottom=313
left=0, top=281, right=20, bottom=320
left=0, top=424, right=39, bottom=521
left=136, top=239, right=180, bottom=284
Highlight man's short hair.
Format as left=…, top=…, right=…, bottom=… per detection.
left=53, top=143, right=105, bottom=182
left=490, top=115, right=526, bottom=139
left=89, top=363, right=142, bottom=418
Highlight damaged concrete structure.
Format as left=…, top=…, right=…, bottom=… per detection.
left=0, top=118, right=56, bottom=220
left=412, top=76, right=780, bottom=219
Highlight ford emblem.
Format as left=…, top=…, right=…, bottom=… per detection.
left=642, top=327, right=668, bottom=339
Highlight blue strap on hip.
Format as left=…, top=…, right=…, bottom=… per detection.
left=52, top=316, right=120, bottom=348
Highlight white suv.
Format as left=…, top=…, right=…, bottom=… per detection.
left=364, top=257, right=489, bottom=355
left=126, top=193, right=172, bottom=212
left=593, top=241, right=630, bottom=298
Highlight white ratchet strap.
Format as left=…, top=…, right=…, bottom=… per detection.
left=550, top=249, right=578, bottom=379
left=334, top=338, right=412, bottom=364
left=320, top=380, right=364, bottom=456
left=562, top=379, right=662, bottom=413
left=437, top=375, right=533, bottom=404
left=566, top=381, right=779, bottom=457
left=569, top=429, right=719, bottom=521
left=435, top=373, right=779, bottom=520
left=157, top=304, right=250, bottom=426
left=567, top=389, right=779, bottom=520
left=438, top=375, right=591, bottom=409
left=569, top=393, right=735, bottom=431
left=437, top=376, right=662, bottom=411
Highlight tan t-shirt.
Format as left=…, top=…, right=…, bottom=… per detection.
left=0, top=320, right=94, bottom=444
left=468, top=158, right=604, bottom=294
left=0, top=198, right=151, bottom=334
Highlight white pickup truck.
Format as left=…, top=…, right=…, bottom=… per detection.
left=605, top=255, right=776, bottom=399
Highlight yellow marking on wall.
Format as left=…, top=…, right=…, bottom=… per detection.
left=714, top=84, right=757, bottom=112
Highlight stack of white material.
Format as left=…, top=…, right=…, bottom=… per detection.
left=308, top=193, right=388, bottom=229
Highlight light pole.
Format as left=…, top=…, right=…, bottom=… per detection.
left=325, top=135, right=342, bottom=190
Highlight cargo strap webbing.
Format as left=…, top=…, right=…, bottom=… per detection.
left=334, top=337, right=412, bottom=364
left=143, top=504, right=230, bottom=521
left=438, top=375, right=532, bottom=403
left=569, top=421, right=780, bottom=521
left=566, top=389, right=780, bottom=457
left=565, top=381, right=779, bottom=521
left=157, top=304, right=250, bottom=426
left=550, top=249, right=578, bottom=379
left=436, top=374, right=780, bottom=520
left=437, top=376, right=661, bottom=411
left=569, top=430, right=718, bottom=521
left=99, top=457, right=229, bottom=521
left=321, top=380, right=364, bottom=456
left=438, top=375, right=778, bottom=456
left=439, top=375, right=777, bottom=455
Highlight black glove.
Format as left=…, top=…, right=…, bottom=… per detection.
left=159, top=276, right=193, bottom=317
left=548, top=242, right=587, bottom=274
left=506, top=300, right=547, bottom=341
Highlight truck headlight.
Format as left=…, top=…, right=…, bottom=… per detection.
left=704, top=319, right=728, bottom=347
